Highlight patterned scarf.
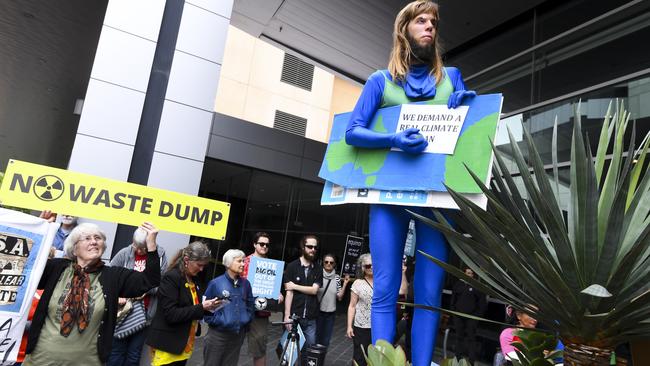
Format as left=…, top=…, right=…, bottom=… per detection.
left=59, top=260, right=104, bottom=337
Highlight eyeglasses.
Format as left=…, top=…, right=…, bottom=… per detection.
left=363, top=264, right=372, bottom=269
left=324, top=260, right=335, bottom=265
left=305, top=245, right=318, bottom=250
left=256, top=242, right=269, bottom=247
left=80, top=235, right=104, bottom=243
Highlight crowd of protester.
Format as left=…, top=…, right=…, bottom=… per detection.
left=19, top=209, right=577, bottom=366
left=15, top=210, right=583, bottom=366
left=16, top=211, right=386, bottom=366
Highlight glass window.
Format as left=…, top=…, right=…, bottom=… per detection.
left=199, top=158, right=369, bottom=273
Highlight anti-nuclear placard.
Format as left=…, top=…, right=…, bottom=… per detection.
left=393, top=104, right=469, bottom=155
left=0, top=208, right=57, bottom=365
left=341, top=235, right=364, bottom=277
left=249, top=256, right=284, bottom=300
left=0, top=160, right=231, bottom=240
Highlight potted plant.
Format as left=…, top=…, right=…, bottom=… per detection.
left=411, top=101, right=649, bottom=365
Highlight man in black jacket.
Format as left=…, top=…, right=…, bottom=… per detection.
left=451, top=267, right=486, bottom=363
left=282, top=235, right=323, bottom=347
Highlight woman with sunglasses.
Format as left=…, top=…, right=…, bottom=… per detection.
left=316, top=254, right=350, bottom=348
left=346, top=253, right=373, bottom=366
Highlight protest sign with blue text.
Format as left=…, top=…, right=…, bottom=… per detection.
left=249, top=256, right=284, bottom=300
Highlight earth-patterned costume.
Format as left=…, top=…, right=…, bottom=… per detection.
left=345, top=64, right=471, bottom=366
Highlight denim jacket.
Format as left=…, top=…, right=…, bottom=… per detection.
left=203, top=273, right=254, bottom=333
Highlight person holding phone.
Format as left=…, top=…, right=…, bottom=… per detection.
left=146, top=242, right=219, bottom=366
left=202, top=249, right=255, bottom=366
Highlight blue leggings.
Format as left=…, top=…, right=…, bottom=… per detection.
left=370, top=204, right=449, bottom=366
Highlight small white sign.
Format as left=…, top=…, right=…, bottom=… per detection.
left=394, top=104, right=469, bottom=155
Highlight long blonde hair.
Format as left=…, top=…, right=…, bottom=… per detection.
left=388, top=0, right=443, bottom=83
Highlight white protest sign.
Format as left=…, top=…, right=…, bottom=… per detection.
left=393, top=104, right=469, bottom=154
left=0, top=208, right=57, bottom=365
left=249, top=257, right=284, bottom=300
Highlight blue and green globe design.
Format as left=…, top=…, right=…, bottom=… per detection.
left=318, top=94, right=502, bottom=193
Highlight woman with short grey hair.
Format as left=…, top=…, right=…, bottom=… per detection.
left=24, top=220, right=161, bottom=366
left=202, top=248, right=254, bottom=366
left=62, top=222, right=107, bottom=260
left=222, top=248, right=245, bottom=268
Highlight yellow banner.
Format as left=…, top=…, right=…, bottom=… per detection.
left=0, top=160, right=230, bottom=239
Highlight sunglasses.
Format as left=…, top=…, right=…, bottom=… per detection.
left=324, top=260, right=335, bottom=264
left=256, top=242, right=269, bottom=247
left=363, top=264, right=372, bottom=269
left=305, top=244, right=318, bottom=250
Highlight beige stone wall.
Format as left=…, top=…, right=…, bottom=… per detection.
left=328, top=76, right=363, bottom=140
left=215, top=26, right=340, bottom=143
left=214, top=26, right=365, bottom=143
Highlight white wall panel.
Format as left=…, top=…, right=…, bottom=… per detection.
left=67, top=135, right=133, bottom=180
left=177, top=4, right=230, bottom=64
left=76, top=79, right=145, bottom=145
left=155, top=100, right=212, bottom=161
left=103, top=0, right=165, bottom=41
left=147, top=152, right=203, bottom=195
left=155, top=231, right=190, bottom=263
left=90, top=26, right=156, bottom=92
left=166, top=51, right=221, bottom=111
left=69, top=0, right=231, bottom=253
left=186, top=0, right=233, bottom=19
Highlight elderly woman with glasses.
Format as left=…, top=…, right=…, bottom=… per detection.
left=316, top=254, right=350, bottom=348
left=23, top=222, right=161, bottom=366
left=346, top=253, right=373, bottom=366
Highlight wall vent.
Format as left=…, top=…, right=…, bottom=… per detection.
left=274, top=110, right=307, bottom=137
left=280, top=53, right=314, bottom=91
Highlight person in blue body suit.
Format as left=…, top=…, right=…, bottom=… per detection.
left=344, top=1, right=475, bottom=365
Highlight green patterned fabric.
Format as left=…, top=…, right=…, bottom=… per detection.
left=381, top=69, right=452, bottom=108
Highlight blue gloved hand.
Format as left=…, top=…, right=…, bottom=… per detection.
left=447, top=90, right=477, bottom=109
left=391, top=127, right=428, bottom=154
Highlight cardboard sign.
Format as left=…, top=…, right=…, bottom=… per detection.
left=319, top=94, right=503, bottom=194
left=404, top=219, right=416, bottom=257
left=394, top=104, right=469, bottom=154
left=0, top=208, right=57, bottom=365
left=341, top=235, right=363, bottom=277
left=0, top=160, right=231, bottom=239
left=249, top=256, right=284, bottom=300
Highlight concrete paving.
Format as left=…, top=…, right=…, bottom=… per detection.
left=187, top=312, right=491, bottom=366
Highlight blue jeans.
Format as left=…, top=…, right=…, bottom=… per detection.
left=107, top=328, right=147, bottom=366
left=316, top=311, right=336, bottom=347
left=298, top=318, right=317, bottom=348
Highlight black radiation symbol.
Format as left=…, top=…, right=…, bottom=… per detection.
left=33, top=175, right=65, bottom=201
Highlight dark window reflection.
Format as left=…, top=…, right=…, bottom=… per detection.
left=495, top=76, right=650, bottom=169
left=199, top=159, right=369, bottom=276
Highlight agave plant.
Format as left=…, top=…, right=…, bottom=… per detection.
left=359, top=340, right=410, bottom=366
left=411, top=101, right=650, bottom=365
left=510, top=329, right=562, bottom=366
